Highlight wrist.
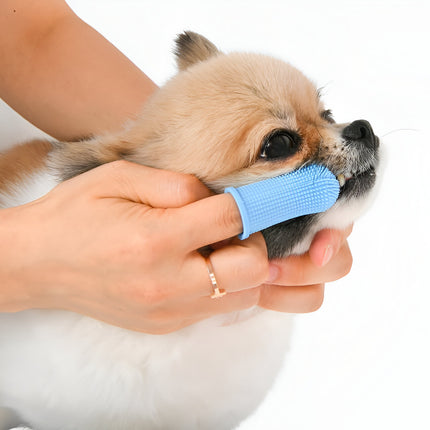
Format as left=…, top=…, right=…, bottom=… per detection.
left=0, top=206, right=26, bottom=310
left=0, top=203, right=56, bottom=312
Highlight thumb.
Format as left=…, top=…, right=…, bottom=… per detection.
left=309, top=225, right=354, bottom=267
left=77, top=160, right=212, bottom=208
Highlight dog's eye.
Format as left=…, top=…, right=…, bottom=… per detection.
left=321, top=109, right=335, bottom=124
left=260, top=130, right=301, bottom=160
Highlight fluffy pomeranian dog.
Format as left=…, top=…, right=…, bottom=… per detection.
left=0, top=32, right=380, bottom=430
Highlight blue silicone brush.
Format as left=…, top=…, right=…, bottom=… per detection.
left=224, top=164, right=340, bottom=239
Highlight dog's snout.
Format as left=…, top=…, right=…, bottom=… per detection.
left=342, top=120, right=378, bottom=150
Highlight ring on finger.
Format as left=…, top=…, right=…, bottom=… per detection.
left=204, top=256, right=227, bottom=299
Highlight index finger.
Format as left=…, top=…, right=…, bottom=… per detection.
left=175, top=193, right=244, bottom=251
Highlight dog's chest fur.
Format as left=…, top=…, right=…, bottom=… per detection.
left=0, top=287, right=292, bottom=429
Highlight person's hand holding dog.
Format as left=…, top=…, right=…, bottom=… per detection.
left=0, top=160, right=352, bottom=333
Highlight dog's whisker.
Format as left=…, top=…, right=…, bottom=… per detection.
left=380, top=128, right=419, bottom=138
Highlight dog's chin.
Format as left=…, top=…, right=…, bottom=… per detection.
left=262, top=165, right=378, bottom=260
left=338, top=166, right=377, bottom=200
left=262, top=214, right=318, bottom=259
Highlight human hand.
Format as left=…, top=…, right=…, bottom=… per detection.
left=0, top=161, right=271, bottom=333
left=0, top=161, right=353, bottom=332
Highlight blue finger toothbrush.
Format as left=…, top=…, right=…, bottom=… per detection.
left=224, top=164, right=340, bottom=239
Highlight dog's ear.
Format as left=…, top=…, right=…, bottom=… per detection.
left=174, top=31, right=220, bottom=71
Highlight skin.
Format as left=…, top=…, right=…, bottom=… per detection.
left=0, top=0, right=353, bottom=333
left=0, top=0, right=157, bottom=140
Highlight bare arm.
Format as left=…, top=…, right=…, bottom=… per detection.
left=0, top=0, right=157, bottom=140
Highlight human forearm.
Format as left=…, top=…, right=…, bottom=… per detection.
left=0, top=0, right=157, bottom=140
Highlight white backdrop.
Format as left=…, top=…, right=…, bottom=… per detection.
left=0, top=1, right=429, bottom=429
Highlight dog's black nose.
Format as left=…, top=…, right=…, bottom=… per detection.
left=342, top=120, right=378, bottom=150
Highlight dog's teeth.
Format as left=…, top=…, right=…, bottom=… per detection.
left=337, top=174, right=346, bottom=187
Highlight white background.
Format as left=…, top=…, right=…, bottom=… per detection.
left=0, top=0, right=429, bottom=429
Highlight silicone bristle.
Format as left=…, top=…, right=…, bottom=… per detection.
left=225, top=164, right=340, bottom=239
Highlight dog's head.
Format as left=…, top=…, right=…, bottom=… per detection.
left=52, top=32, right=380, bottom=258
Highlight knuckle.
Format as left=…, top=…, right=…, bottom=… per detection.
left=176, top=174, right=206, bottom=203
left=243, top=249, right=269, bottom=285
left=137, top=283, right=169, bottom=308
left=115, top=228, right=169, bottom=269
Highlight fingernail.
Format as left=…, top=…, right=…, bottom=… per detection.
left=321, top=244, right=333, bottom=267
left=267, top=264, right=280, bottom=283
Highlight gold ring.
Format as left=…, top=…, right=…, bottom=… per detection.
left=205, top=256, right=227, bottom=299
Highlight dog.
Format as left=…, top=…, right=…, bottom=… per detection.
left=0, top=32, right=380, bottom=430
